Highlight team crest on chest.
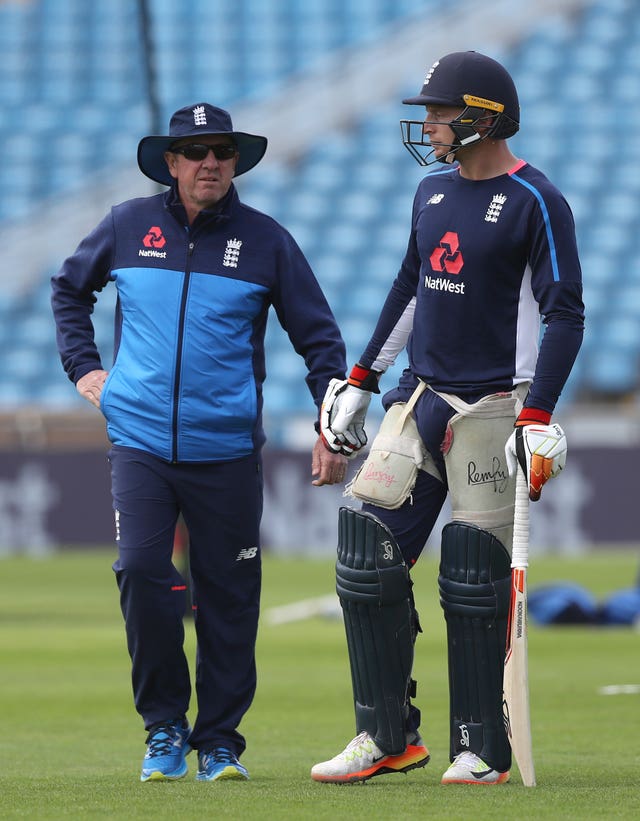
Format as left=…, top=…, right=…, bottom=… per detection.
left=223, top=237, right=243, bottom=268
left=485, top=193, right=507, bottom=223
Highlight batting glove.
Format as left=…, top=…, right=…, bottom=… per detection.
left=505, top=410, right=567, bottom=502
left=320, top=365, right=379, bottom=456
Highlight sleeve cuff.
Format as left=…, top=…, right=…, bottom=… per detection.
left=516, top=407, right=552, bottom=426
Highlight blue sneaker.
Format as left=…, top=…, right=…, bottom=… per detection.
left=196, top=748, right=250, bottom=781
left=140, top=720, right=192, bottom=782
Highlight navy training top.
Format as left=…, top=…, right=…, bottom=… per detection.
left=360, top=160, right=584, bottom=413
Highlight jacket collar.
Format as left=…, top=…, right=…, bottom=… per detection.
left=164, top=182, right=238, bottom=227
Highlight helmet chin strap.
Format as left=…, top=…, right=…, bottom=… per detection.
left=444, top=105, right=494, bottom=161
left=431, top=128, right=486, bottom=165
left=438, top=132, right=484, bottom=164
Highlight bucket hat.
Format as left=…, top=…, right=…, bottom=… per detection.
left=137, top=103, right=268, bottom=186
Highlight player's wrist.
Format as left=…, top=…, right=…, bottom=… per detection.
left=347, top=363, right=381, bottom=393
left=320, top=430, right=342, bottom=453
left=515, top=407, right=552, bottom=427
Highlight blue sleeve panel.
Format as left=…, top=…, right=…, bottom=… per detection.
left=51, top=186, right=346, bottom=462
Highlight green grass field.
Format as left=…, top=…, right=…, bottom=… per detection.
left=1, top=549, right=639, bottom=820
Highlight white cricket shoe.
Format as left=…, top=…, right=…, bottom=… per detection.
left=441, top=751, right=510, bottom=785
left=311, top=730, right=430, bottom=784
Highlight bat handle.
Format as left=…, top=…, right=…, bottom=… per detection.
left=512, top=470, right=530, bottom=569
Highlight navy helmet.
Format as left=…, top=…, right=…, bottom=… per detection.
left=400, top=51, right=520, bottom=165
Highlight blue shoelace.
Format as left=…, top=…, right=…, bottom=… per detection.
left=201, top=748, right=235, bottom=766
left=145, top=724, right=182, bottom=758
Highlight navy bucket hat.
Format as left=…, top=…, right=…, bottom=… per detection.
left=137, top=103, right=268, bottom=186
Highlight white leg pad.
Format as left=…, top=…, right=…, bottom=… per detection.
left=435, top=385, right=529, bottom=553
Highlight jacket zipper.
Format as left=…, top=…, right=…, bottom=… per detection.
left=172, top=239, right=195, bottom=462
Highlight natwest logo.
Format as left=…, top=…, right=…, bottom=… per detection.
left=430, top=230, right=463, bottom=274
left=142, top=226, right=166, bottom=249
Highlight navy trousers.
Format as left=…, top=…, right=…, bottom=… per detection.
left=109, top=445, right=263, bottom=756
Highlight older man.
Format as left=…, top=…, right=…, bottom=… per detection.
left=52, top=102, right=347, bottom=782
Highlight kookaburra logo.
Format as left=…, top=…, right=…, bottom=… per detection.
left=460, top=724, right=470, bottom=747
left=382, top=540, right=394, bottom=561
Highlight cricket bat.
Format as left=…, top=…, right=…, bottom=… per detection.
left=503, top=469, right=536, bottom=787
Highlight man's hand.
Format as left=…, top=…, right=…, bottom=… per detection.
left=311, top=436, right=349, bottom=486
left=76, top=369, right=108, bottom=409
left=505, top=422, right=567, bottom=501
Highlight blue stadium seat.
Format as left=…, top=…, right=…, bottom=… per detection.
left=583, top=350, right=639, bottom=396
left=2, top=0, right=640, bottom=414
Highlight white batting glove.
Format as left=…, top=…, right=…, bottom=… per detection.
left=320, top=378, right=372, bottom=457
left=320, top=378, right=348, bottom=454
left=505, top=422, right=567, bottom=502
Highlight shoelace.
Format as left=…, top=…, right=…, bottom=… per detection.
left=201, top=748, right=236, bottom=768
left=341, top=732, right=378, bottom=761
left=145, top=724, right=182, bottom=758
left=455, top=751, right=486, bottom=769
left=344, top=731, right=369, bottom=751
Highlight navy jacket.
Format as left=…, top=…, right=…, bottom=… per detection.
left=52, top=184, right=346, bottom=462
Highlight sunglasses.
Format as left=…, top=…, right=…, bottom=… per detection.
left=170, top=143, right=237, bottom=161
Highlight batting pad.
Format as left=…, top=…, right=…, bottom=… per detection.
left=336, top=506, right=414, bottom=756
left=439, top=521, right=512, bottom=773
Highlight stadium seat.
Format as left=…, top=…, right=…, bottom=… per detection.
left=2, top=0, right=640, bottom=414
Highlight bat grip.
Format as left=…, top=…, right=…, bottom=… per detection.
left=512, top=470, right=530, bottom=569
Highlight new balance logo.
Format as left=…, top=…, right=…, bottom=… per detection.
left=236, top=547, right=258, bottom=561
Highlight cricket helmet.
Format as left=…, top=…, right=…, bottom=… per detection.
left=400, top=51, right=520, bottom=165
